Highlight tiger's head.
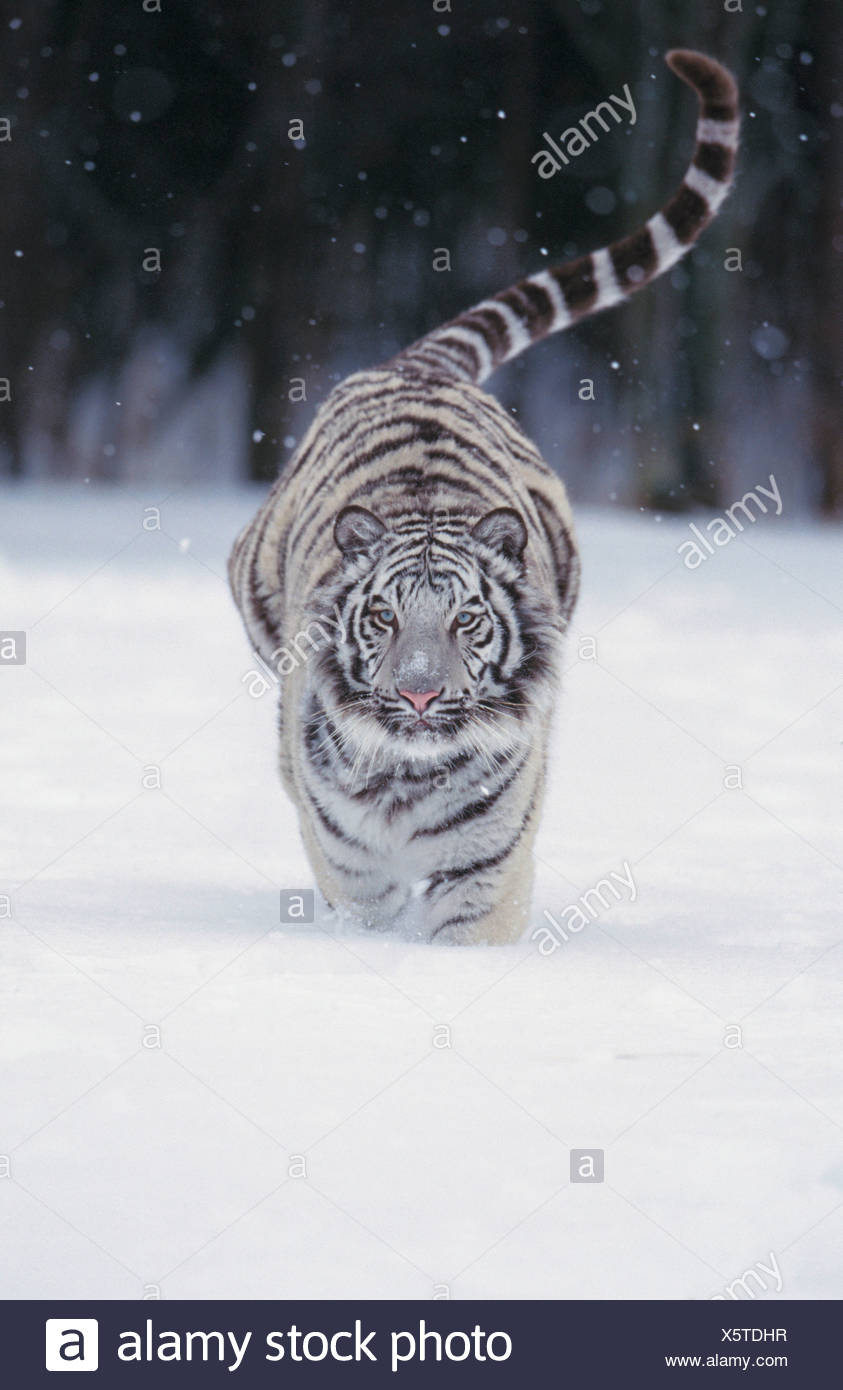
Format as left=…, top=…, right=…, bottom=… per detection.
left=311, top=504, right=567, bottom=765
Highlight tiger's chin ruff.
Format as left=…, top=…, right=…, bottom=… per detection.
left=313, top=683, right=553, bottom=772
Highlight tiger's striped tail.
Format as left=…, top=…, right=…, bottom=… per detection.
left=390, top=49, right=739, bottom=387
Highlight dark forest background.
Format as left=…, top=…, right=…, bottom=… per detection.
left=1, top=0, right=841, bottom=513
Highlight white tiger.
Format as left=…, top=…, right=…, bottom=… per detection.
left=229, top=50, right=739, bottom=944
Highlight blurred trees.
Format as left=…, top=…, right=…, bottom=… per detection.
left=0, top=0, right=839, bottom=512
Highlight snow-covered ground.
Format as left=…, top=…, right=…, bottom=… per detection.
left=1, top=481, right=841, bottom=1301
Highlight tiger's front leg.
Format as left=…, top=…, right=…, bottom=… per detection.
left=301, top=808, right=535, bottom=946
left=421, top=830, right=539, bottom=946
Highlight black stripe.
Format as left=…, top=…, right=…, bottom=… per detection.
left=285, top=376, right=409, bottom=480
left=667, top=52, right=738, bottom=124
left=367, top=881, right=400, bottom=903
left=355, top=466, right=489, bottom=501
left=409, top=346, right=462, bottom=376
left=497, top=282, right=552, bottom=338
left=322, top=854, right=368, bottom=880
left=663, top=184, right=710, bottom=243
left=703, top=99, right=738, bottom=122
left=326, top=415, right=514, bottom=495
left=694, top=141, right=734, bottom=182
left=553, top=255, right=597, bottom=315
left=431, top=911, right=485, bottom=937
left=609, top=226, right=658, bottom=287
left=434, top=331, right=483, bottom=375
left=397, top=750, right=473, bottom=784
left=529, top=487, right=578, bottom=613
left=426, top=796, right=537, bottom=890
left=412, top=750, right=528, bottom=838
left=457, top=307, right=505, bottom=357
left=307, top=791, right=370, bottom=850
left=288, top=429, right=425, bottom=550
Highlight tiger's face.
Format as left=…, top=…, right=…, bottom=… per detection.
left=315, top=505, right=560, bottom=763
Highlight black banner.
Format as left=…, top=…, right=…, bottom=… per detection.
left=10, top=1299, right=836, bottom=1384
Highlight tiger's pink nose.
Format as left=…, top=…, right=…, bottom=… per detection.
left=398, top=688, right=441, bottom=714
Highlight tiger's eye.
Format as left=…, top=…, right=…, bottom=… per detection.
left=372, top=605, right=395, bottom=626
left=455, top=611, right=474, bottom=626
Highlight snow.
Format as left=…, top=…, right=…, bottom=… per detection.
left=1, top=482, right=841, bottom=1301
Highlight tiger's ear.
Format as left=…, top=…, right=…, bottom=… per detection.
left=334, top=506, right=387, bottom=557
left=472, top=508, right=528, bottom=562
